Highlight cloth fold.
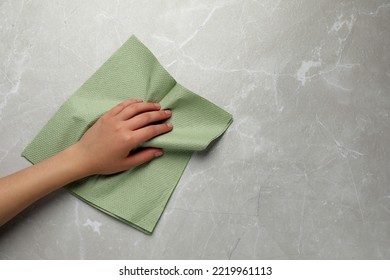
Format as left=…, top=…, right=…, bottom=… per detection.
left=22, top=35, right=232, bottom=234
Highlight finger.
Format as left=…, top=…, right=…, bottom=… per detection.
left=107, top=99, right=143, bottom=117
left=124, top=148, right=164, bottom=169
left=133, top=123, right=173, bottom=144
left=117, top=102, right=161, bottom=120
left=127, top=110, right=172, bottom=130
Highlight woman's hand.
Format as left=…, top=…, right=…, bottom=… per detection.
left=0, top=99, right=172, bottom=225
left=74, top=99, right=172, bottom=175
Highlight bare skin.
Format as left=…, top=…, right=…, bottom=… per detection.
left=0, top=99, right=173, bottom=226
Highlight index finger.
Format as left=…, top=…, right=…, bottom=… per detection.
left=106, top=99, right=143, bottom=117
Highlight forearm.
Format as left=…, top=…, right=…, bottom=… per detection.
left=0, top=144, right=90, bottom=226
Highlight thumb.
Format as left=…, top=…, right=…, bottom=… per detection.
left=124, top=148, right=164, bottom=169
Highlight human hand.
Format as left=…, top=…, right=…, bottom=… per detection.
left=72, top=99, right=172, bottom=175
left=0, top=99, right=172, bottom=225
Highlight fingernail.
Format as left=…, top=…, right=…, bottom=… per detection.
left=155, top=151, right=163, bottom=157
left=154, top=103, right=161, bottom=108
left=135, top=99, right=143, bottom=102
left=166, top=123, right=173, bottom=129
left=164, top=110, right=172, bottom=116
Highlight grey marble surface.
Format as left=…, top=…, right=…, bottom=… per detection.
left=0, top=0, right=390, bottom=259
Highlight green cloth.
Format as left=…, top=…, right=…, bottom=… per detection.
left=22, top=35, right=232, bottom=234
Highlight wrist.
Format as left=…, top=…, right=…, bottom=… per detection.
left=62, top=143, right=95, bottom=179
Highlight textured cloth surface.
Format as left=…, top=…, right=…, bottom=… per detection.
left=22, top=35, right=232, bottom=234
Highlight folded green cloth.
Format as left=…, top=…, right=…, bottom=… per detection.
left=22, top=35, right=232, bottom=234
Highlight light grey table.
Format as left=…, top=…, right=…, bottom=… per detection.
left=1, top=0, right=389, bottom=259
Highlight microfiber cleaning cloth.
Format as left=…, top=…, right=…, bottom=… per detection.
left=22, top=35, right=232, bottom=234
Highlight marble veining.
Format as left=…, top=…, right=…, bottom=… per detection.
left=1, top=0, right=390, bottom=259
